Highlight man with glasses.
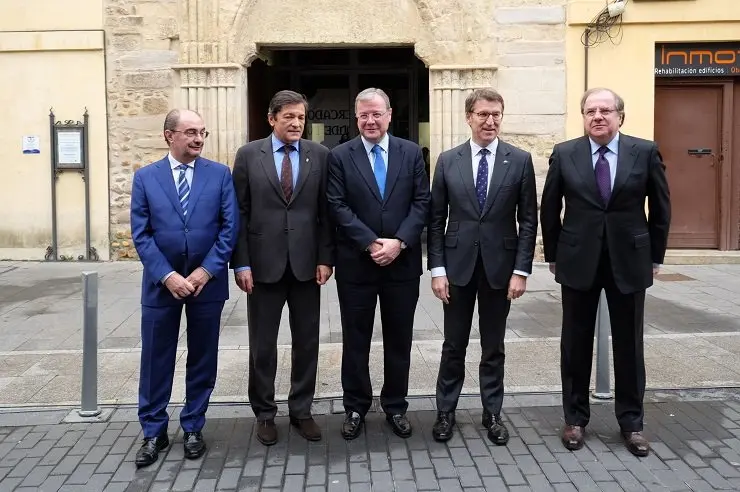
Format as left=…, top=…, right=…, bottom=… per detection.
left=130, top=109, right=238, bottom=467
left=541, top=88, right=670, bottom=456
left=327, top=88, right=430, bottom=440
left=427, top=88, right=538, bottom=444
left=231, top=90, right=334, bottom=446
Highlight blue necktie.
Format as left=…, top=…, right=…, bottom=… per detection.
left=372, top=144, right=387, bottom=199
left=177, top=164, right=190, bottom=216
left=595, top=146, right=611, bottom=204
left=475, top=149, right=490, bottom=211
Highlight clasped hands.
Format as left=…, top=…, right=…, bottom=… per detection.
left=368, top=238, right=402, bottom=267
left=164, top=267, right=211, bottom=299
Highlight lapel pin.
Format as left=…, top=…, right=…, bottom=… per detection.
left=503, top=160, right=509, bottom=165
left=306, top=158, right=309, bottom=162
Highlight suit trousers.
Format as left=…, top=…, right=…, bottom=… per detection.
left=560, top=247, right=646, bottom=432
left=247, top=264, right=320, bottom=421
left=138, top=300, right=224, bottom=438
left=436, top=256, right=511, bottom=416
left=338, top=276, right=420, bottom=416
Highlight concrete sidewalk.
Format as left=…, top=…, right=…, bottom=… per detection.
left=1, top=262, right=740, bottom=407
left=1, top=389, right=740, bottom=491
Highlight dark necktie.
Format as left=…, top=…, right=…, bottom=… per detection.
left=475, top=148, right=490, bottom=211
left=280, top=144, right=295, bottom=201
left=594, top=146, right=611, bottom=204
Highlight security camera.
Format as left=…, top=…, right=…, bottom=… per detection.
left=607, top=0, right=626, bottom=18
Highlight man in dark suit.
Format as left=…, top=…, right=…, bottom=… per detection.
left=540, top=87, right=671, bottom=457
left=130, top=109, right=238, bottom=467
left=427, top=88, right=538, bottom=444
left=231, top=90, right=334, bottom=446
left=327, top=88, right=430, bottom=440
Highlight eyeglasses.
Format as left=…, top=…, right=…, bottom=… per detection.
left=357, top=111, right=389, bottom=121
left=171, top=129, right=210, bottom=138
left=470, top=111, right=503, bottom=122
left=584, top=108, right=617, bottom=118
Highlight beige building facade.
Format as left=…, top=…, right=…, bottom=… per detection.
left=3, top=0, right=566, bottom=260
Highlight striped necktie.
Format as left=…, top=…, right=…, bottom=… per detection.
left=176, top=164, right=190, bottom=216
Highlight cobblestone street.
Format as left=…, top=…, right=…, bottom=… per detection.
left=2, top=390, right=740, bottom=491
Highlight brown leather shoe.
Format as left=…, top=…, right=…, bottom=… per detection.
left=256, top=419, right=277, bottom=446
left=622, top=431, right=650, bottom=457
left=290, top=416, right=322, bottom=441
left=561, top=425, right=585, bottom=451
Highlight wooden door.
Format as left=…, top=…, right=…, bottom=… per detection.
left=655, top=85, right=722, bottom=248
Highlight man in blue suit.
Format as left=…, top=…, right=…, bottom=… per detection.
left=327, top=88, right=430, bottom=440
left=130, top=108, right=238, bottom=468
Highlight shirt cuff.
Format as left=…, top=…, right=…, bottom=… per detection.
left=161, top=271, right=175, bottom=284
left=431, top=267, right=447, bottom=278
left=200, top=266, right=212, bottom=279
left=235, top=266, right=251, bottom=273
left=513, top=270, right=529, bottom=277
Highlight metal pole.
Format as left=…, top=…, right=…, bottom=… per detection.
left=79, top=271, right=101, bottom=417
left=592, top=289, right=613, bottom=400
left=83, top=110, right=91, bottom=261
left=49, top=109, right=58, bottom=261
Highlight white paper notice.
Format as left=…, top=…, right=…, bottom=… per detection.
left=57, top=131, right=82, bottom=165
left=22, top=136, right=41, bottom=154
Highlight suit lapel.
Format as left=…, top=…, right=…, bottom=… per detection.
left=454, top=142, right=480, bottom=212
left=570, top=136, right=603, bottom=208
left=185, top=157, right=211, bottom=223
left=349, top=137, right=382, bottom=202
left=381, top=136, right=403, bottom=203
left=290, top=140, right=312, bottom=203
left=481, top=141, right=513, bottom=217
left=610, top=135, right=638, bottom=204
left=153, top=157, right=185, bottom=222
left=259, top=137, right=285, bottom=202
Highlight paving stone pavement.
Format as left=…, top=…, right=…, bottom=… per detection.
left=2, top=390, right=740, bottom=491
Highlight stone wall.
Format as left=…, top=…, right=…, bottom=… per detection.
left=104, top=0, right=566, bottom=260
left=105, top=0, right=179, bottom=259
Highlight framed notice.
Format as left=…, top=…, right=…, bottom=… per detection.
left=55, top=128, right=84, bottom=169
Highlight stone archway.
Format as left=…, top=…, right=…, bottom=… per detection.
left=171, top=0, right=500, bottom=165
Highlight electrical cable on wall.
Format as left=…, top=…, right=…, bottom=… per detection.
left=581, top=0, right=628, bottom=48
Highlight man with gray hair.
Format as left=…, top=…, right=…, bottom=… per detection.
left=541, top=87, right=670, bottom=457
left=327, top=88, right=430, bottom=440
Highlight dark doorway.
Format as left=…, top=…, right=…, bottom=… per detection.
left=247, top=47, right=430, bottom=149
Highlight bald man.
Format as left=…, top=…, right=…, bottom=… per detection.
left=130, top=109, right=238, bottom=467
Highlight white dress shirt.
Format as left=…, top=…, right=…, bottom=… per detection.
left=360, top=133, right=389, bottom=170
left=169, top=153, right=194, bottom=190
left=431, top=138, right=528, bottom=279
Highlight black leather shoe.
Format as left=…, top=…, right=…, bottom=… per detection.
left=341, top=411, right=363, bottom=440
left=135, top=435, right=169, bottom=468
left=386, top=413, right=412, bottom=438
left=183, top=431, right=206, bottom=459
left=487, top=414, right=510, bottom=446
left=482, top=409, right=492, bottom=428
left=432, top=412, right=456, bottom=442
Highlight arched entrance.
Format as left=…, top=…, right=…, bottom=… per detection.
left=247, top=47, right=430, bottom=150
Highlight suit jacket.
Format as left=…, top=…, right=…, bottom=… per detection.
left=540, top=133, right=671, bottom=294
left=427, top=139, right=538, bottom=289
left=130, top=156, right=239, bottom=307
left=230, top=137, right=334, bottom=283
left=327, top=135, right=430, bottom=283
